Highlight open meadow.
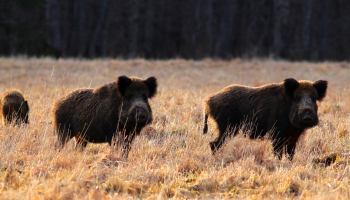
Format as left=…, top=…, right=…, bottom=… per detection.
left=0, top=57, right=349, bottom=199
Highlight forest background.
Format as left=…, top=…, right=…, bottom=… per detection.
left=0, top=0, right=350, bottom=61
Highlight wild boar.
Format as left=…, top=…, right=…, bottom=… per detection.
left=53, top=75, right=157, bottom=158
left=203, top=78, right=327, bottom=160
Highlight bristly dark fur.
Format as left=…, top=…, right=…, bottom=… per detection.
left=203, top=78, right=328, bottom=161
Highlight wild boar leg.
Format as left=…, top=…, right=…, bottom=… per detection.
left=272, top=139, right=285, bottom=160
left=285, top=143, right=296, bottom=161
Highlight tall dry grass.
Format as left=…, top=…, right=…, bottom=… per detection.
left=0, top=57, right=349, bottom=199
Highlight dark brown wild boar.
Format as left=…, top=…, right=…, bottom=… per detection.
left=52, top=76, right=157, bottom=158
left=0, top=89, right=29, bottom=126
left=203, top=78, right=327, bottom=160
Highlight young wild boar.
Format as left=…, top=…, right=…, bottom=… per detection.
left=203, top=78, right=327, bottom=160
left=52, top=75, right=157, bottom=158
left=0, top=89, right=29, bottom=126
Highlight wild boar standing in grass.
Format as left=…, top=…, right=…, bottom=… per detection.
left=52, top=75, right=157, bottom=158
left=203, top=78, right=327, bottom=160
left=0, top=89, right=29, bottom=126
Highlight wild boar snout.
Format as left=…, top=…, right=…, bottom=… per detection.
left=135, top=107, right=148, bottom=122
left=126, top=99, right=152, bottom=125
left=297, top=96, right=318, bottom=127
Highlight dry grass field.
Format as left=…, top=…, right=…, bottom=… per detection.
left=0, top=57, right=349, bottom=199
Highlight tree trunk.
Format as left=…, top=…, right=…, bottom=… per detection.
left=128, top=0, right=139, bottom=58
left=214, top=0, right=236, bottom=58
left=77, top=0, right=87, bottom=57
left=88, top=0, right=110, bottom=58
left=303, top=0, right=313, bottom=60
left=46, top=0, right=62, bottom=53
left=320, top=0, right=328, bottom=61
left=205, top=0, right=213, bottom=56
left=192, top=0, right=201, bottom=60
left=144, top=0, right=154, bottom=58
left=273, top=0, right=283, bottom=59
left=272, top=0, right=290, bottom=59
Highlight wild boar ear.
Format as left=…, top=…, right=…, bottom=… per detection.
left=117, top=75, right=132, bottom=96
left=284, top=78, right=299, bottom=99
left=144, top=77, right=157, bottom=98
left=313, top=80, right=327, bottom=101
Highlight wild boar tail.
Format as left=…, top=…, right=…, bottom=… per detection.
left=203, top=112, right=209, bottom=134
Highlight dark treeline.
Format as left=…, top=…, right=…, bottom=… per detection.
left=0, top=0, right=349, bottom=61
